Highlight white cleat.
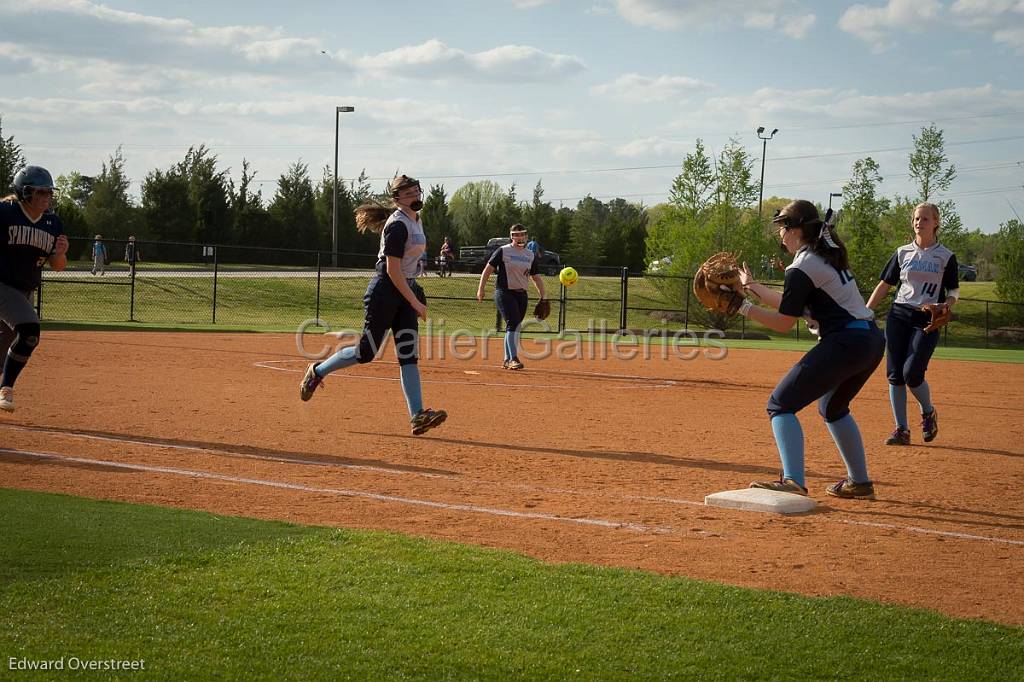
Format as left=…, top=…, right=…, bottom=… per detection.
left=0, top=386, right=14, bottom=412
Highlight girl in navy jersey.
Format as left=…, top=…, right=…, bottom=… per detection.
left=0, top=166, right=69, bottom=412
left=737, top=200, right=885, bottom=499
left=298, top=175, right=447, bottom=436
left=867, top=202, right=958, bottom=446
left=476, top=224, right=546, bottom=370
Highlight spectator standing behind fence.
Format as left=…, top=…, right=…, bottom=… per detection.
left=527, top=237, right=541, bottom=258
left=91, top=234, right=107, bottom=275
left=866, top=202, right=959, bottom=447
left=438, top=236, right=453, bottom=277
left=476, top=224, right=546, bottom=370
left=124, top=235, right=141, bottom=264
left=0, top=165, right=69, bottom=412
left=298, top=174, right=447, bottom=436
left=124, top=235, right=141, bottom=266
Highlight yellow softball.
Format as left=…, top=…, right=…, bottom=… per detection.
left=559, top=266, right=579, bottom=287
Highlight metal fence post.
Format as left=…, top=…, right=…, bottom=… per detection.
left=212, top=245, right=219, bottom=324
left=683, top=277, right=690, bottom=333
left=129, top=256, right=137, bottom=322
left=35, top=279, right=42, bottom=317
left=315, top=251, right=322, bottom=323
left=619, top=267, right=628, bottom=332
left=985, top=301, right=989, bottom=349
left=558, top=283, right=566, bottom=333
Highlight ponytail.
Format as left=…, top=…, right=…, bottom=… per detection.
left=773, top=200, right=849, bottom=272
left=355, top=203, right=393, bottom=234
left=810, top=209, right=850, bottom=271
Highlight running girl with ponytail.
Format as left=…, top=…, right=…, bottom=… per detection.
left=298, top=175, right=447, bottom=436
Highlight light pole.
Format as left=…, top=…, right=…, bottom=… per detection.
left=829, top=192, right=843, bottom=210
left=756, top=126, right=779, bottom=221
left=333, top=105, right=355, bottom=267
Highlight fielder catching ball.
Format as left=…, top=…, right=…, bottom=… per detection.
left=698, top=200, right=884, bottom=499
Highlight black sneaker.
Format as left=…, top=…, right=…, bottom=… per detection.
left=411, top=408, right=447, bottom=435
left=885, top=427, right=911, bottom=446
left=921, top=409, right=939, bottom=443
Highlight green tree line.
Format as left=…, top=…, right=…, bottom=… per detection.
left=1, top=116, right=649, bottom=271
left=2, top=115, right=1020, bottom=301
left=646, top=124, right=1022, bottom=305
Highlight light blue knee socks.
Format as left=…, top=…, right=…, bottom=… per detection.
left=889, top=384, right=908, bottom=430
left=504, top=329, right=520, bottom=361
left=909, top=381, right=933, bottom=414
left=770, top=414, right=805, bottom=487
left=826, top=414, right=870, bottom=484
left=315, top=345, right=358, bottom=377
left=400, top=364, right=423, bottom=417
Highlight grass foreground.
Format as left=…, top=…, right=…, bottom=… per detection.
left=1, top=488, right=1022, bottom=680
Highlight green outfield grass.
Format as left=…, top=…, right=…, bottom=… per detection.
left=1, top=488, right=1021, bottom=680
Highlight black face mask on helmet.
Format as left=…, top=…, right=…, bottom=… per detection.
left=391, top=175, right=423, bottom=211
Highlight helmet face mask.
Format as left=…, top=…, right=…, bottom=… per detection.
left=390, top=175, right=423, bottom=211
left=13, top=166, right=55, bottom=203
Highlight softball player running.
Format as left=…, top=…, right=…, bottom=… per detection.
left=299, top=175, right=447, bottom=436
left=1, top=166, right=69, bottom=412
left=867, top=202, right=958, bottom=446
left=738, top=200, right=885, bottom=499
left=476, top=224, right=546, bottom=370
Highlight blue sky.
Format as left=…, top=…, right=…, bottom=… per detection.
left=1, top=0, right=1022, bottom=233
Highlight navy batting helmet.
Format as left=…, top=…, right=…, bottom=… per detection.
left=13, top=166, right=55, bottom=201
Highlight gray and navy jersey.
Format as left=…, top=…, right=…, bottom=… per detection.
left=376, top=210, right=427, bottom=279
left=487, top=244, right=538, bottom=290
left=779, top=246, right=873, bottom=338
left=0, top=199, right=63, bottom=292
left=880, top=242, right=959, bottom=308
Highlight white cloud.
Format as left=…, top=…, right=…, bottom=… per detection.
left=357, top=39, right=586, bottom=83
left=591, top=73, right=713, bottom=102
left=744, top=12, right=778, bottom=30
left=782, top=13, right=817, bottom=38
left=951, top=0, right=1024, bottom=53
left=509, top=0, right=554, bottom=7
left=0, top=0, right=339, bottom=78
left=613, top=0, right=815, bottom=37
left=838, top=0, right=944, bottom=51
left=696, top=83, right=1024, bottom=131
left=613, top=136, right=690, bottom=158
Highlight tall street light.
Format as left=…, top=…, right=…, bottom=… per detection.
left=829, top=192, right=843, bottom=210
left=756, top=126, right=779, bottom=221
left=333, top=106, right=356, bottom=268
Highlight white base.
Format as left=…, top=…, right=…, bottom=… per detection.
left=705, top=488, right=817, bottom=515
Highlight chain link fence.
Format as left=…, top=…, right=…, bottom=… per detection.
left=37, top=237, right=1024, bottom=349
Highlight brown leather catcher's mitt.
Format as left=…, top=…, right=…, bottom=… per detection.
left=921, top=302, right=952, bottom=333
left=533, top=298, right=551, bottom=320
left=693, top=252, right=746, bottom=316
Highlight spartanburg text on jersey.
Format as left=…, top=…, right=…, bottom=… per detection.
left=1, top=199, right=64, bottom=292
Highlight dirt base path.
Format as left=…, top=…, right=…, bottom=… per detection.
left=1, top=331, right=1022, bottom=624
